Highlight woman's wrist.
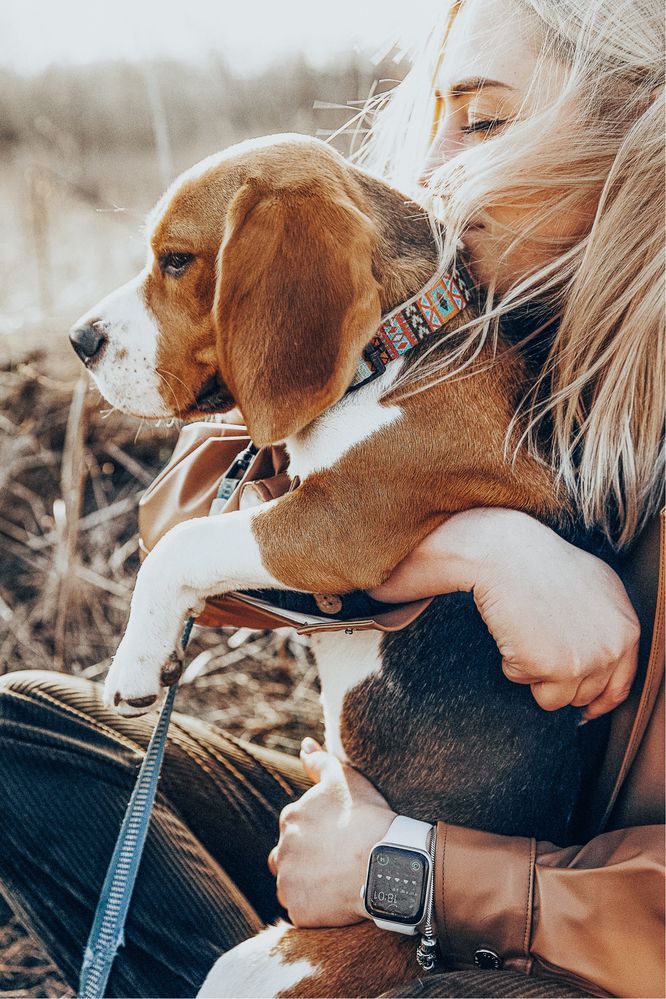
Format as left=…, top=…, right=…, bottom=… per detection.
left=427, top=508, right=533, bottom=586
left=458, top=508, right=568, bottom=589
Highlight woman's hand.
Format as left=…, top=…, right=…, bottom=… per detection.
left=370, top=508, right=640, bottom=719
left=268, top=739, right=395, bottom=927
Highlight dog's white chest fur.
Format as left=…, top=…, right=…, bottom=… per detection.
left=285, top=362, right=404, bottom=480
left=285, top=366, right=402, bottom=759
left=310, top=630, right=384, bottom=760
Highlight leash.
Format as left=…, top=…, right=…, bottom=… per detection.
left=78, top=626, right=190, bottom=999
left=78, top=443, right=258, bottom=999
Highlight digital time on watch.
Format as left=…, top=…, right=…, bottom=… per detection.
left=361, top=816, right=434, bottom=935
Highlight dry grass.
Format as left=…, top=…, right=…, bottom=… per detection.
left=0, top=354, right=324, bottom=996
left=0, top=903, right=72, bottom=999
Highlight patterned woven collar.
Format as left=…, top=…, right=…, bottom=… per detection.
left=347, top=265, right=473, bottom=393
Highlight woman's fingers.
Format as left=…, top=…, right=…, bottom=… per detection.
left=267, top=846, right=278, bottom=876
left=570, top=674, right=611, bottom=708
left=504, top=661, right=606, bottom=706
left=584, top=662, right=636, bottom=719
left=530, top=679, right=580, bottom=711
left=501, top=659, right=533, bottom=684
left=511, top=660, right=635, bottom=715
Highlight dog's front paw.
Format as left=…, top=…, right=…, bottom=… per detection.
left=104, top=638, right=183, bottom=717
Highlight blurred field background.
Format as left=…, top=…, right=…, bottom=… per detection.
left=0, top=2, right=421, bottom=991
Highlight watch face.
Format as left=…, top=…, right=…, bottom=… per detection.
left=364, top=845, right=428, bottom=924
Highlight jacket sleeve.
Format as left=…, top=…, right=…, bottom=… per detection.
left=433, top=820, right=665, bottom=998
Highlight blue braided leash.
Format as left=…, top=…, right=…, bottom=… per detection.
left=78, top=441, right=257, bottom=999
left=77, top=619, right=192, bottom=999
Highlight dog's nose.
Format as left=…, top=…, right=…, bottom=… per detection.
left=69, top=323, right=106, bottom=364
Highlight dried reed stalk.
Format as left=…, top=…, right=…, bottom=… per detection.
left=52, top=376, right=89, bottom=670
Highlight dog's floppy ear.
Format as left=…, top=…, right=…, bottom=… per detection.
left=214, top=178, right=382, bottom=444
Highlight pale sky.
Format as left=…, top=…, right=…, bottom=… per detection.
left=0, top=0, right=437, bottom=75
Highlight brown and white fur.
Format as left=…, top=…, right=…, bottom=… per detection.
left=70, top=134, right=602, bottom=997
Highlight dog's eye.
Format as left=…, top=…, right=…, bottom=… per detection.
left=159, top=252, right=194, bottom=276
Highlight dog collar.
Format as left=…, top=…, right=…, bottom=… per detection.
left=348, top=264, right=472, bottom=393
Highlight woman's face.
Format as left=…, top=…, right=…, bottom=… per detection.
left=423, top=0, right=596, bottom=292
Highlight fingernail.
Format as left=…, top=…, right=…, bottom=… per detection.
left=301, top=737, right=319, bottom=754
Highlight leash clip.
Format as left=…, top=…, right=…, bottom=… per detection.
left=363, top=346, right=387, bottom=379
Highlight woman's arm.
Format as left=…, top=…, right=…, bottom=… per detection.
left=434, top=819, right=665, bottom=999
left=271, top=743, right=665, bottom=998
left=369, top=507, right=640, bottom=718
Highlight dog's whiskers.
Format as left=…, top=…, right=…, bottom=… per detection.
left=157, top=366, right=197, bottom=410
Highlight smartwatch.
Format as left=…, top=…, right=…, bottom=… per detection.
left=361, top=815, right=434, bottom=935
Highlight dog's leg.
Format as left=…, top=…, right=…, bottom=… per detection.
left=198, top=923, right=315, bottom=999
left=107, top=451, right=428, bottom=714
left=105, top=505, right=285, bottom=714
left=107, top=451, right=446, bottom=714
left=198, top=920, right=415, bottom=999
left=310, top=631, right=384, bottom=761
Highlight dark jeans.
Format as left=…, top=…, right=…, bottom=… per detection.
left=0, top=671, right=589, bottom=998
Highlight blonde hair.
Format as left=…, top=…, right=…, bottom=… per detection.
left=358, top=0, right=665, bottom=547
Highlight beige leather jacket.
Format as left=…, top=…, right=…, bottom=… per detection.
left=433, top=511, right=665, bottom=998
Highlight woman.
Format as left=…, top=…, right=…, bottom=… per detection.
left=0, top=0, right=662, bottom=996
left=263, top=3, right=664, bottom=996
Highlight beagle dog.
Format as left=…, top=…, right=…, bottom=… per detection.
left=70, top=134, right=606, bottom=997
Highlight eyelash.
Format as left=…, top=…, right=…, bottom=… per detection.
left=460, top=119, right=508, bottom=136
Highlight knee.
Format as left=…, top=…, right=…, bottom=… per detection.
left=0, top=668, right=62, bottom=692
left=0, top=669, right=106, bottom=730
left=0, top=668, right=98, bottom=701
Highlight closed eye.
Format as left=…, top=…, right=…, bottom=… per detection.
left=159, top=251, right=194, bottom=276
left=460, top=119, right=509, bottom=136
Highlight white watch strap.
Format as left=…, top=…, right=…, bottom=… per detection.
left=385, top=814, right=433, bottom=852
left=372, top=916, right=420, bottom=935
left=367, top=815, right=435, bottom=935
